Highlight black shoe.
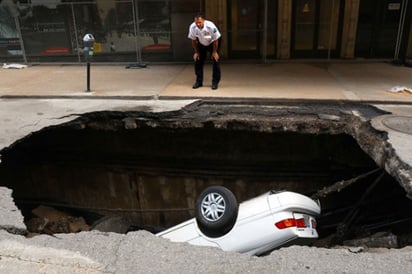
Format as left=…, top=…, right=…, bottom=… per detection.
left=211, top=83, right=218, bottom=90
left=192, top=82, right=202, bottom=89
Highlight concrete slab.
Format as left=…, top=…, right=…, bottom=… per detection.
left=372, top=105, right=412, bottom=165
left=328, top=63, right=412, bottom=103
left=1, top=62, right=411, bottom=103
left=161, top=63, right=347, bottom=100
left=1, top=229, right=412, bottom=273
left=0, top=65, right=184, bottom=97
left=0, top=231, right=105, bottom=273
left=371, top=105, right=412, bottom=195
left=0, top=187, right=26, bottom=234
left=0, top=99, right=196, bottom=152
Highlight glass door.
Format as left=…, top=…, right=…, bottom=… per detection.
left=356, top=0, right=404, bottom=58
left=292, top=0, right=343, bottom=58
left=228, top=0, right=277, bottom=58
left=228, top=0, right=261, bottom=58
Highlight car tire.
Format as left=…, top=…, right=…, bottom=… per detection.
left=195, top=186, right=238, bottom=238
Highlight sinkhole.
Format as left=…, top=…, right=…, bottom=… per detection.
left=1, top=102, right=412, bottom=248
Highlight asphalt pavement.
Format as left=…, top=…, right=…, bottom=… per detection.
left=1, top=61, right=412, bottom=273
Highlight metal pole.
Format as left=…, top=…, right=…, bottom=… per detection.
left=14, top=16, right=27, bottom=64
left=132, top=0, right=140, bottom=63
left=327, top=0, right=336, bottom=61
left=262, top=0, right=268, bottom=63
left=71, top=3, right=81, bottom=63
left=127, top=0, right=146, bottom=68
left=86, top=62, right=90, bottom=92
left=394, top=0, right=409, bottom=61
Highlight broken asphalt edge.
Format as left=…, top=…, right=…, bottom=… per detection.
left=0, top=187, right=27, bottom=235
left=1, top=98, right=412, bottom=236
left=2, top=94, right=412, bottom=105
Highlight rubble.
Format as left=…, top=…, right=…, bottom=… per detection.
left=26, top=205, right=89, bottom=234
left=343, top=232, right=398, bottom=249
left=91, top=215, right=131, bottom=234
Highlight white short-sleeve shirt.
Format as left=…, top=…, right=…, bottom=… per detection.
left=188, top=20, right=221, bottom=46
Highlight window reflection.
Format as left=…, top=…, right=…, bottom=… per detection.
left=0, top=0, right=178, bottom=61
left=20, top=1, right=70, bottom=56
left=138, top=0, right=171, bottom=52
left=0, top=0, right=31, bottom=56
left=72, top=1, right=136, bottom=56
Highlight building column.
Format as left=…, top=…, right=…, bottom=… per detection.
left=340, top=0, right=360, bottom=59
left=277, top=0, right=292, bottom=59
left=205, top=0, right=227, bottom=57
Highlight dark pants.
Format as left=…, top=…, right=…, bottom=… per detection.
left=194, top=42, right=221, bottom=85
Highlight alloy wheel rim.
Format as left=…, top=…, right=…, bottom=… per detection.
left=201, top=192, right=226, bottom=222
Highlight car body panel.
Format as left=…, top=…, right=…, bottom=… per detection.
left=157, top=191, right=320, bottom=255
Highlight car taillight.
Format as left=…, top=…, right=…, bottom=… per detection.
left=275, top=218, right=296, bottom=229
left=311, top=219, right=317, bottom=229
left=295, top=218, right=307, bottom=228
left=275, top=218, right=307, bottom=229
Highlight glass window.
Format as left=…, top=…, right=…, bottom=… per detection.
left=19, top=0, right=71, bottom=58
left=169, top=0, right=204, bottom=61
left=1, top=0, right=207, bottom=62
left=0, top=0, right=30, bottom=57
left=138, top=0, right=171, bottom=52
left=72, top=1, right=135, bottom=55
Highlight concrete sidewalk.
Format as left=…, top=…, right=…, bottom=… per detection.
left=1, top=62, right=412, bottom=102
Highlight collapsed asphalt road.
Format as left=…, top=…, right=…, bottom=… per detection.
left=0, top=98, right=196, bottom=153
left=1, top=98, right=412, bottom=272
left=1, top=198, right=412, bottom=273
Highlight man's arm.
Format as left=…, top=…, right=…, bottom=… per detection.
left=212, top=39, right=219, bottom=62
left=192, top=39, right=198, bottom=53
left=192, top=39, right=199, bottom=61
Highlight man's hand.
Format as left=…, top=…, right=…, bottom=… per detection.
left=212, top=51, right=219, bottom=62
left=193, top=52, right=199, bottom=61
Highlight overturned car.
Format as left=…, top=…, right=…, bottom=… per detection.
left=157, top=186, right=321, bottom=255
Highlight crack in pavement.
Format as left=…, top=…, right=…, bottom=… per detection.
left=0, top=239, right=109, bottom=273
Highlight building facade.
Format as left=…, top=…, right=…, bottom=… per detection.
left=1, top=0, right=411, bottom=63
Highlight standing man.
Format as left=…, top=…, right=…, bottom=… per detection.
left=188, top=13, right=221, bottom=90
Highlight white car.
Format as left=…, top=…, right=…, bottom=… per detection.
left=157, top=186, right=321, bottom=255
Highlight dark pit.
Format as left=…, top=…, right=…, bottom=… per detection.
left=1, top=101, right=412, bottom=248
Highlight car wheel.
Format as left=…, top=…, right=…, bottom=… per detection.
left=195, top=186, right=238, bottom=238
